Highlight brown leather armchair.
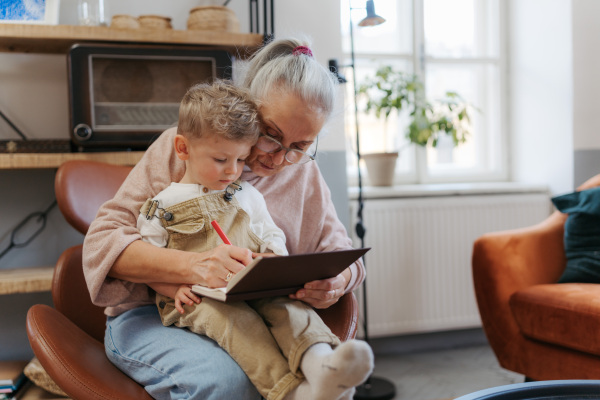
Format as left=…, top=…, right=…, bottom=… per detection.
left=27, top=160, right=359, bottom=399
left=472, top=173, right=600, bottom=381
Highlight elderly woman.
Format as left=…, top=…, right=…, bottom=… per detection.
left=83, top=38, right=368, bottom=400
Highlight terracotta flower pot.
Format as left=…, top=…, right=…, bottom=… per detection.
left=362, top=152, right=398, bottom=186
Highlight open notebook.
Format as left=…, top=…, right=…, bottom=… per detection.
left=191, top=248, right=369, bottom=302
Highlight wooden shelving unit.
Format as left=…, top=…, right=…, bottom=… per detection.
left=0, top=24, right=260, bottom=293
left=0, top=24, right=263, bottom=170
left=0, top=151, right=145, bottom=169
left=0, top=23, right=263, bottom=54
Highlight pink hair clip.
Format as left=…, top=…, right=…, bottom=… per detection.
left=292, top=46, right=313, bottom=57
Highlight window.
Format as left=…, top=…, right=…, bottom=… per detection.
left=341, top=0, right=506, bottom=184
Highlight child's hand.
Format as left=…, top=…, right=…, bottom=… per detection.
left=174, top=285, right=202, bottom=314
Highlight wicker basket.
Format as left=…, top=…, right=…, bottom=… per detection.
left=110, top=14, right=140, bottom=29
left=187, top=6, right=240, bottom=32
left=138, top=14, right=173, bottom=30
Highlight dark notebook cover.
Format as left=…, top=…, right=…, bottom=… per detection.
left=191, top=248, right=369, bottom=302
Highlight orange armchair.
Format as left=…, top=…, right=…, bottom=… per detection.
left=27, top=160, right=359, bottom=399
left=472, top=173, right=600, bottom=381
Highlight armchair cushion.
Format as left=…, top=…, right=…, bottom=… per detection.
left=510, top=283, right=600, bottom=357
left=551, top=187, right=600, bottom=283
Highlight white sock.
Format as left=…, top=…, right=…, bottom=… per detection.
left=298, top=340, right=374, bottom=400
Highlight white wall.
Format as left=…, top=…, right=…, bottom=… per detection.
left=570, top=0, right=600, bottom=186
left=273, top=1, right=344, bottom=151
left=572, top=0, right=600, bottom=150
left=508, top=0, right=574, bottom=195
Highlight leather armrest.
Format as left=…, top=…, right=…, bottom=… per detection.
left=317, top=292, right=359, bottom=341
left=27, top=304, right=152, bottom=400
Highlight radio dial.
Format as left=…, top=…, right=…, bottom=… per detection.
left=73, top=123, right=93, bottom=141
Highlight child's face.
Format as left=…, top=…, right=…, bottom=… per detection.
left=176, top=134, right=252, bottom=190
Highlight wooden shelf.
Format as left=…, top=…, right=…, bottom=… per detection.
left=0, top=266, right=54, bottom=295
left=0, top=23, right=263, bottom=54
left=0, top=151, right=144, bottom=169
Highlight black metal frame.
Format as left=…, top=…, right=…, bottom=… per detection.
left=249, top=0, right=274, bottom=43
left=330, top=3, right=396, bottom=399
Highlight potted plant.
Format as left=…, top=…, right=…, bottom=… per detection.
left=357, top=65, right=474, bottom=185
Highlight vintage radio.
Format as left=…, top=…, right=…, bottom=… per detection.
left=68, top=43, right=232, bottom=150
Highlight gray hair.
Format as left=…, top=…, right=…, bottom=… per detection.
left=241, top=38, right=338, bottom=121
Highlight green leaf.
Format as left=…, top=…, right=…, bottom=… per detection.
left=358, top=64, right=477, bottom=148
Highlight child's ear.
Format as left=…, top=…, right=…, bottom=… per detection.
left=174, top=135, right=190, bottom=160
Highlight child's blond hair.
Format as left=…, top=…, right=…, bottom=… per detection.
left=178, top=80, right=262, bottom=143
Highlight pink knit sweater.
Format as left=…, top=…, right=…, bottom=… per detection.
left=82, top=127, right=365, bottom=316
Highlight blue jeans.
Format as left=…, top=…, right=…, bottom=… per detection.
left=104, top=305, right=262, bottom=400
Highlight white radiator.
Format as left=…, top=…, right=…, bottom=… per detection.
left=349, top=192, right=552, bottom=337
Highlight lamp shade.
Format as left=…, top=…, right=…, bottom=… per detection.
left=358, top=0, right=386, bottom=27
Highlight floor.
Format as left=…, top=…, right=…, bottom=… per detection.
left=364, top=328, right=525, bottom=400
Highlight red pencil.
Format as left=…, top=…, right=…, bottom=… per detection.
left=211, top=220, right=232, bottom=245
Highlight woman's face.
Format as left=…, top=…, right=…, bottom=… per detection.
left=246, top=91, right=327, bottom=177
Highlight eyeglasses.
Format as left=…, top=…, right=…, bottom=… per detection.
left=255, top=135, right=317, bottom=165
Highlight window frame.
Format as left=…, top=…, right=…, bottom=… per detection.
left=342, top=0, right=509, bottom=186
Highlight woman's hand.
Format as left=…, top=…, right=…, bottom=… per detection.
left=289, top=268, right=351, bottom=309
left=187, top=244, right=253, bottom=288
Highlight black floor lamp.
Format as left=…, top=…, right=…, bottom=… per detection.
left=329, top=1, right=396, bottom=399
